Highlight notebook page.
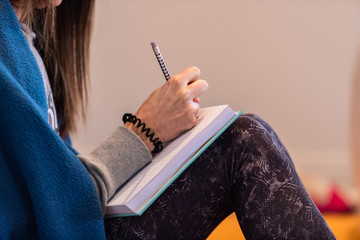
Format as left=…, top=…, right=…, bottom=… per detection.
left=108, top=105, right=233, bottom=207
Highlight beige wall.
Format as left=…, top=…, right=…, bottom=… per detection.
left=73, top=0, right=360, bottom=188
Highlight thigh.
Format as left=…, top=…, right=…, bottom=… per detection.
left=228, top=115, right=335, bottom=240
left=105, top=119, right=240, bottom=240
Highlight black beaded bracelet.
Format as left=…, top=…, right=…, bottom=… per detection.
left=122, top=113, right=163, bottom=154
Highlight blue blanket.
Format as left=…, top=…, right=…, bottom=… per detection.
left=0, top=0, right=105, bottom=239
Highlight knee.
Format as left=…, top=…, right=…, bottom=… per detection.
left=231, top=113, right=270, bottom=136
left=235, top=113, right=281, bottom=141
left=230, top=113, right=293, bottom=167
left=229, top=113, right=285, bottom=154
left=239, top=113, right=269, bottom=129
left=223, top=114, right=272, bottom=155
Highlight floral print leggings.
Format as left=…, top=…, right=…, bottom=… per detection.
left=105, top=114, right=336, bottom=240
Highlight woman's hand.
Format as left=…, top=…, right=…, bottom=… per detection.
left=124, top=66, right=208, bottom=152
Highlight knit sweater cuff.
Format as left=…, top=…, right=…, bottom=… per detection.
left=78, top=126, right=152, bottom=214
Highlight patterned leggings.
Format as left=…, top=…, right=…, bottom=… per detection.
left=105, top=114, right=336, bottom=239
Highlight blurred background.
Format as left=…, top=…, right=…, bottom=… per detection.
left=72, top=0, right=360, bottom=238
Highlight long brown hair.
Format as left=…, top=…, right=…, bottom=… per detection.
left=11, top=0, right=95, bottom=137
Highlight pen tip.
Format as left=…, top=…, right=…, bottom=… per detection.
left=150, top=41, right=157, bottom=48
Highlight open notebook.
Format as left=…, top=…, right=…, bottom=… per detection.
left=105, top=105, right=242, bottom=217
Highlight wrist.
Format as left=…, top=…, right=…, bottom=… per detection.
left=124, top=122, right=154, bottom=152
left=122, top=113, right=163, bottom=154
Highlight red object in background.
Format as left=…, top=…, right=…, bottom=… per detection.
left=314, top=186, right=352, bottom=212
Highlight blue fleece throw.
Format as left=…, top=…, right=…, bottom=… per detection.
left=0, top=0, right=105, bottom=239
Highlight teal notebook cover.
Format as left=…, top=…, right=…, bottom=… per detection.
left=106, top=110, right=242, bottom=218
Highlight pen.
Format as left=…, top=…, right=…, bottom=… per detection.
left=151, top=41, right=171, bottom=81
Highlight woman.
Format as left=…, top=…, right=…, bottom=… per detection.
left=0, top=0, right=336, bottom=239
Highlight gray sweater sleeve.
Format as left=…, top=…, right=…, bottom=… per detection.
left=78, top=126, right=152, bottom=213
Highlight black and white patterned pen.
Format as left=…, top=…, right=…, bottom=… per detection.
left=151, top=41, right=171, bottom=81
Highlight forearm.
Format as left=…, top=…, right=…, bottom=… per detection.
left=78, top=126, right=152, bottom=214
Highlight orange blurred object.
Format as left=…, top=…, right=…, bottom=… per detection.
left=207, top=213, right=360, bottom=240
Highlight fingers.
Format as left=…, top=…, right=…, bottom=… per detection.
left=166, top=66, right=208, bottom=101
left=166, top=66, right=207, bottom=123
left=187, top=79, right=208, bottom=99
left=187, top=101, right=200, bottom=125
left=170, top=66, right=201, bottom=86
left=193, top=97, right=200, bottom=104
left=192, top=101, right=200, bottom=118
